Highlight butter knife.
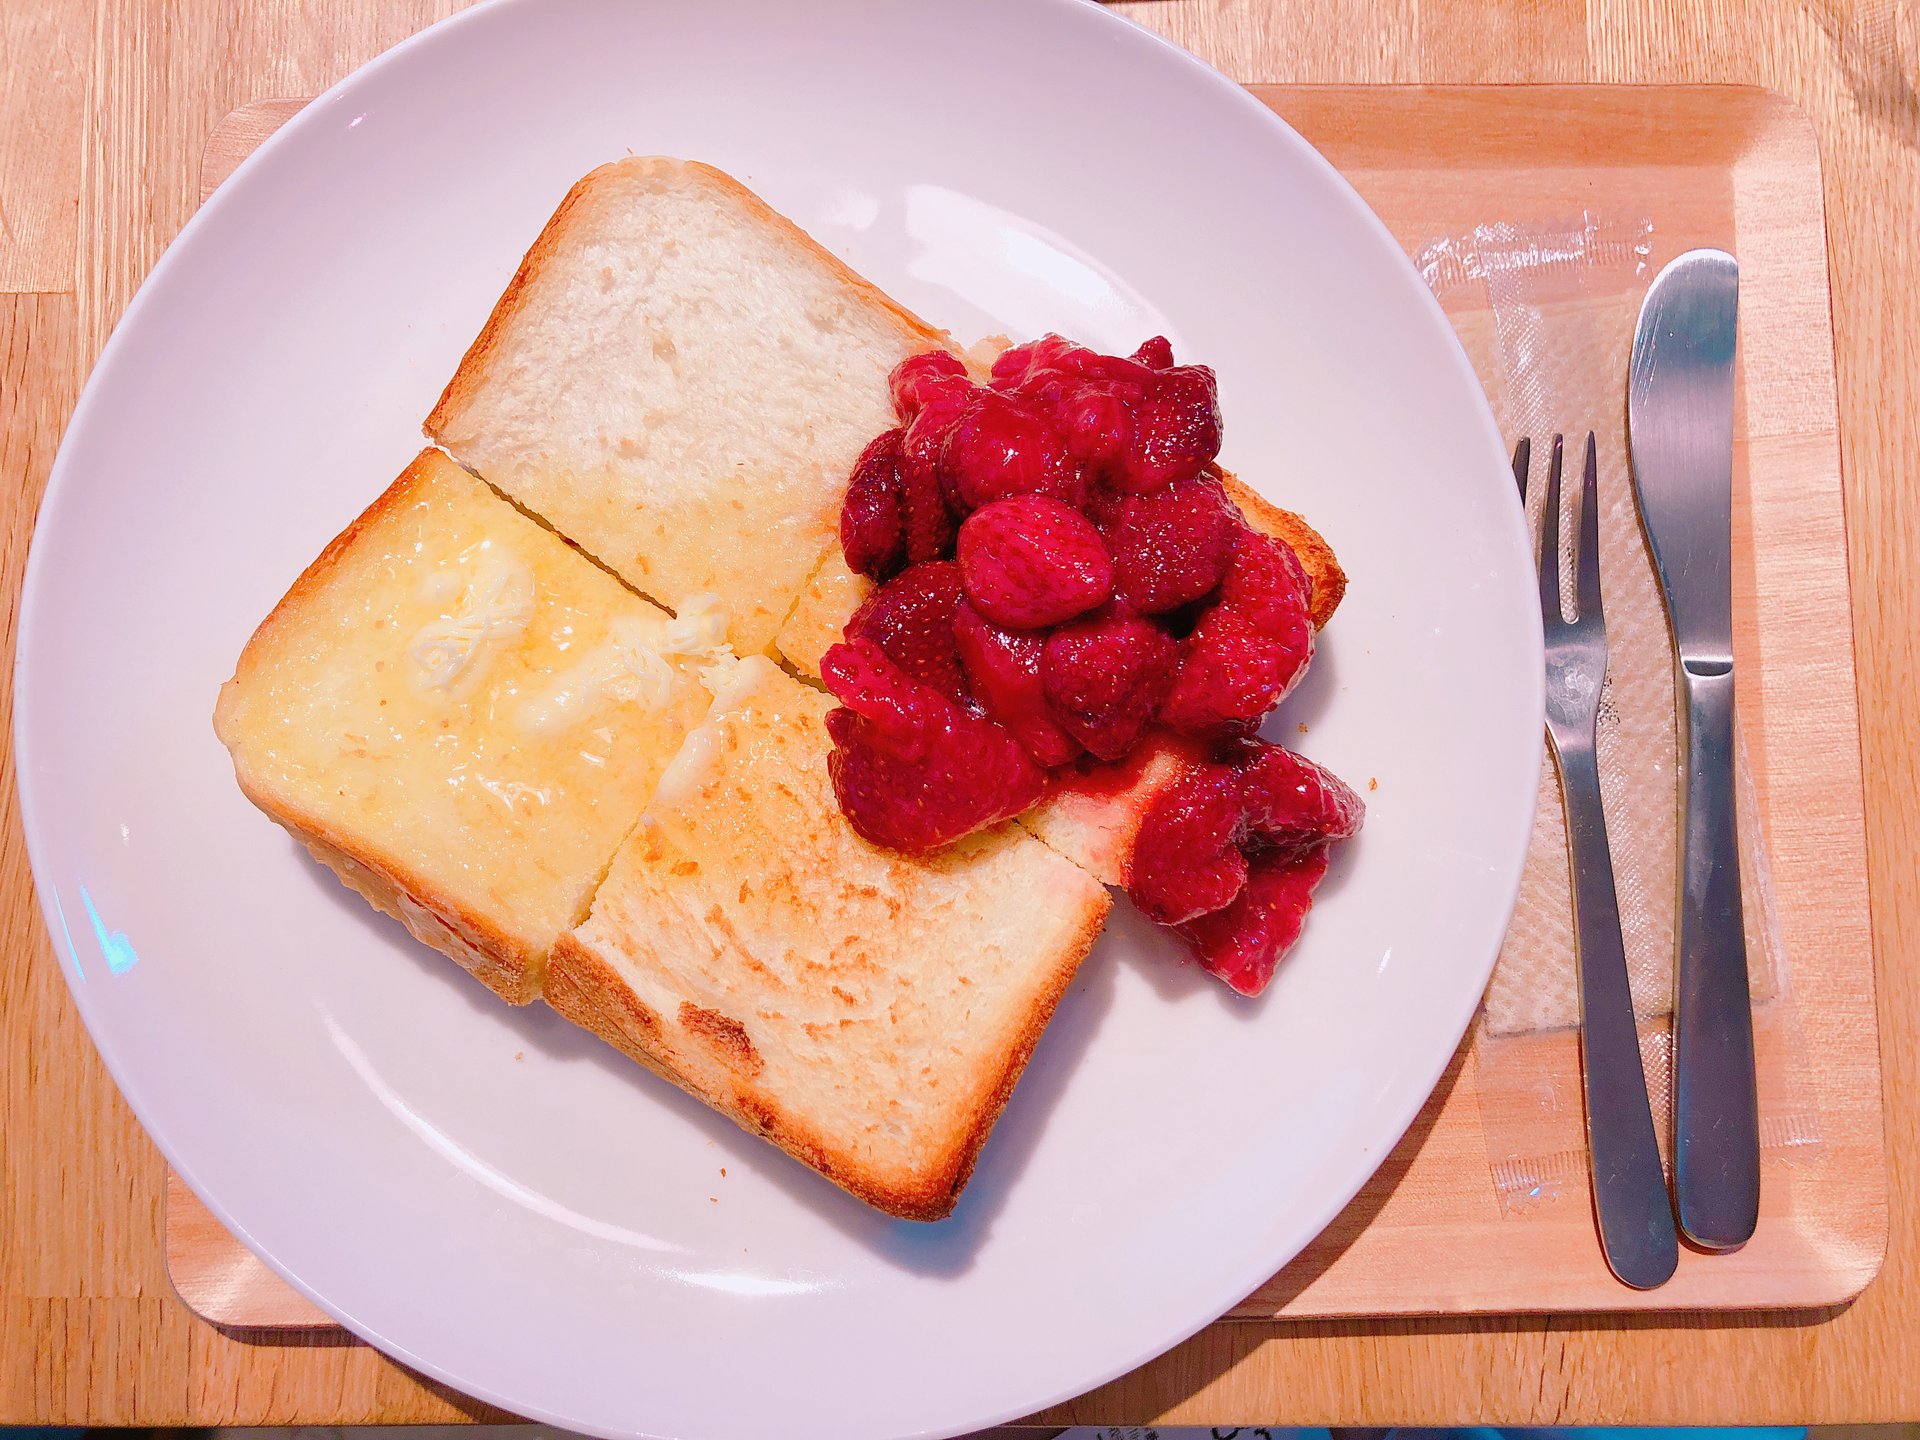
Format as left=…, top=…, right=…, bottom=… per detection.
left=1627, top=248, right=1760, bottom=1250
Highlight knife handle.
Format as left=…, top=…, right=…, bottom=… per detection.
left=1673, top=663, right=1761, bottom=1249
left=1555, top=742, right=1680, bottom=1290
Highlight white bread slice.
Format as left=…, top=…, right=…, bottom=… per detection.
left=426, top=158, right=956, bottom=657
left=546, top=655, right=1111, bottom=1219
left=213, top=449, right=720, bottom=1003
left=769, top=338, right=1012, bottom=676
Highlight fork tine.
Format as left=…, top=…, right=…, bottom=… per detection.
left=1537, top=434, right=1564, bottom=624
left=1512, top=436, right=1531, bottom=501
left=1575, top=432, right=1603, bottom=624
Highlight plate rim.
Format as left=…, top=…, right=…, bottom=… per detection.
left=13, top=0, right=1545, bottom=1433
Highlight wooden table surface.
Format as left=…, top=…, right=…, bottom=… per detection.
left=3, top=0, right=1917, bottom=1427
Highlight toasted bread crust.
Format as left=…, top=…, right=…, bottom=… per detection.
left=213, top=452, right=547, bottom=1004
left=426, top=158, right=952, bottom=449
left=217, top=449, right=448, bottom=671
left=922, top=886, right=1110, bottom=1211
left=271, top=789, right=543, bottom=1004
left=548, top=871, right=1110, bottom=1222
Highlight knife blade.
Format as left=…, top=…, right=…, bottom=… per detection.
left=1627, top=248, right=1760, bottom=1250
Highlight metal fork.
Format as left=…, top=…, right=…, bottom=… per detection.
left=1518, top=433, right=1679, bottom=1290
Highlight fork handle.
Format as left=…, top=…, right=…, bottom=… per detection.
left=1672, top=665, right=1761, bottom=1249
left=1553, top=741, right=1680, bottom=1289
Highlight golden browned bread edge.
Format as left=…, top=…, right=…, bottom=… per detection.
left=253, top=781, right=545, bottom=1004
left=218, top=448, right=449, bottom=666
left=425, top=158, right=956, bottom=447
left=546, top=881, right=1111, bottom=1221
left=923, top=884, right=1111, bottom=1213
left=1218, top=468, right=1346, bottom=630
left=211, top=449, right=547, bottom=1005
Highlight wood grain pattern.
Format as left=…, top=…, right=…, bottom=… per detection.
left=0, top=7, right=85, bottom=291
left=197, top=98, right=306, bottom=202
left=5, top=0, right=1920, bottom=1426
left=170, top=84, right=1883, bottom=1329
left=165, top=1173, right=331, bottom=1330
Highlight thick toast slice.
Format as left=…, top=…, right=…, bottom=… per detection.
left=548, top=656, right=1111, bottom=1219
left=427, top=158, right=956, bottom=657
left=218, top=163, right=1348, bottom=1216
left=213, top=449, right=720, bottom=1002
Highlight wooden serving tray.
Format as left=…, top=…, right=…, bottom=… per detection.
left=168, top=84, right=1882, bottom=1331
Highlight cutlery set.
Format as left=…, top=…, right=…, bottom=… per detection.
left=1521, top=247, right=1760, bottom=1287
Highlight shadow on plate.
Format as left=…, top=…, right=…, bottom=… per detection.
left=1102, top=900, right=1228, bottom=1007
left=1267, top=636, right=1343, bottom=736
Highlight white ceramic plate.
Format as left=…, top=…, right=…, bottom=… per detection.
left=16, top=3, right=1541, bottom=1437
